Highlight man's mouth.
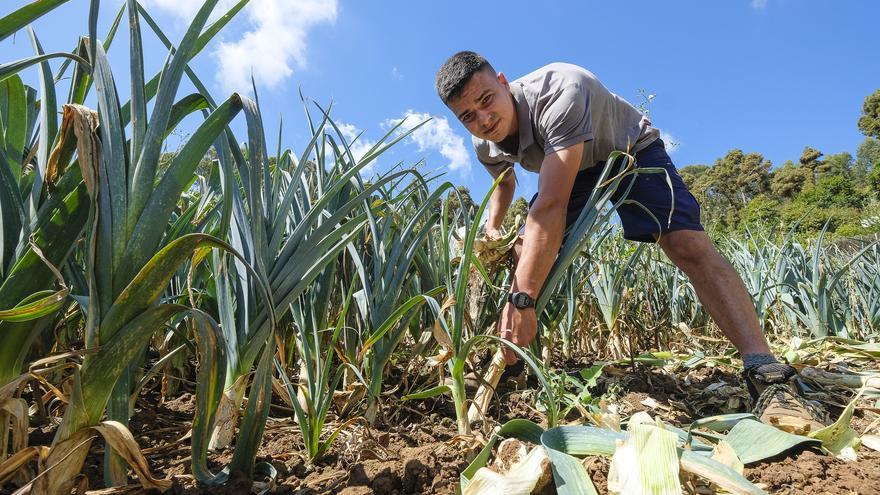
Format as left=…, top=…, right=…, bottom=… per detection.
left=485, top=120, right=499, bottom=136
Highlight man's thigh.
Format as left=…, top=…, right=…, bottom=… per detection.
left=610, top=139, right=704, bottom=242
left=519, top=138, right=704, bottom=242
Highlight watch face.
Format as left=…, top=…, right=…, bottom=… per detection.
left=512, top=292, right=533, bottom=308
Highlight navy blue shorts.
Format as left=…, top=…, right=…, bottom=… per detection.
left=523, top=139, right=704, bottom=243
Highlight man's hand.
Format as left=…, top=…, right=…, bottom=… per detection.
left=497, top=303, right=537, bottom=364
left=484, top=227, right=503, bottom=240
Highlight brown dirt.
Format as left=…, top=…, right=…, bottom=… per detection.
left=744, top=449, right=880, bottom=495
left=578, top=448, right=880, bottom=495
left=0, top=387, right=463, bottom=494
left=5, top=360, right=880, bottom=494
left=584, top=455, right=610, bottom=491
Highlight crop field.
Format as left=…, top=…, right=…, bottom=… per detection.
left=1, top=1, right=879, bottom=494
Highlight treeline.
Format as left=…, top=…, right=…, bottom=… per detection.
left=679, top=89, right=880, bottom=237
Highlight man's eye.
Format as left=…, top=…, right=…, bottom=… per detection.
left=482, top=94, right=492, bottom=104
left=462, top=114, right=473, bottom=123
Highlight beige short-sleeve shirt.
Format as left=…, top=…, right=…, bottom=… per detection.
left=475, top=63, right=659, bottom=177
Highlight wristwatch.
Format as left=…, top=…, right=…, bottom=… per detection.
left=508, top=291, right=536, bottom=309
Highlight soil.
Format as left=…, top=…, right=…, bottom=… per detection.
left=744, top=449, right=880, bottom=495
left=4, top=361, right=880, bottom=494
left=127, top=391, right=469, bottom=495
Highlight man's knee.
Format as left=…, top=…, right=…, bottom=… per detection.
left=658, top=230, right=717, bottom=268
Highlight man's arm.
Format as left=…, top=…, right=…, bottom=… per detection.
left=499, top=142, right=583, bottom=363
left=513, top=142, right=583, bottom=298
left=485, top=168, right=516, bottom=237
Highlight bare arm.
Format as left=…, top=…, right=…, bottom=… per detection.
left=486, top=167, right=516, bottom=237
left=497, top=142, right=583, bottom=363
left=512, top=143, right=583, bottom=300
left=485, top=168, right=516, bottom=236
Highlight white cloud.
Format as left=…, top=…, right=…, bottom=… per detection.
left=751, top=0, right=768, bottom=9
left=335, top=121, right=377, bottom=174
left=216, top=0, right=336, bottom=93
left=660, top=131, right=680, bottom=154
left=384, top=110, right=471, bottom=176
left=144, top=0, right=337, bottom=94
left=391, top=67, right=403, bottom=80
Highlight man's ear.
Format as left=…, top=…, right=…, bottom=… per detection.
left=497, top=72, right=510, bottom=89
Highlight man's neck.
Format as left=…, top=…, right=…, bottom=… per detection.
left=497, top=99, right=520, bottom=154
left=497, top=132, right=519, bottom=154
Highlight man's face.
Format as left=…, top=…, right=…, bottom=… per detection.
left=446, top=69, right=517, bottom=143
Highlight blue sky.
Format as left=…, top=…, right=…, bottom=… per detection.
left=3, top=0, right=878, bottom=201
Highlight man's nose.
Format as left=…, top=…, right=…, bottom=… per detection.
left=478, top=111, right=492, bottom=128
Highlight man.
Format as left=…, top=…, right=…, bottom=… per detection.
left=435, top=51, right=824, bottom=427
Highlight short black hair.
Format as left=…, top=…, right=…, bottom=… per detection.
left=435, top=51, right=494, bottom=105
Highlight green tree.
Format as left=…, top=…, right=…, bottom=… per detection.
left=770, top=160, right=810, bottom=199
left=708, top=150, right=771, bottom=206
left=679, top=163, right=733, bottom=230
left=679, top=151, right=770, bottom=231
left=502, top=196, right=529, bottom=232
left=799, top=146, right=824, bottom=183
left=441, top=185, right=477, bottom=225
left=679, top=164, right=710, bottom=194
left=858, top=89, right=880, bottom=139
left=740, top=194, right=781, bottom=227
left=798, top=175, right=866, bottom=209
left=816, top=152, right=853, bottom=179
left=779, top=202, right=861, bottom=235
left=856, top=138, right=880, bottom=181
left=867, top=164, right=880, bottom=199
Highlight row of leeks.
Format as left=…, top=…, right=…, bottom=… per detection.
left=0, top=0, right=267, bottom=491
left=0, top=0, right=424, bottom=490
left=539, top=221, right=880, bottom=361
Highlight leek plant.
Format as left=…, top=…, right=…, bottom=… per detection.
left=432, top=169, right=548, bottom=434
left=206, top=93, right=429, bottom=452
left=851, top=245, right=880, bottom=337
left=0, top=1, right=120, bottom=464
left=279, top=284, right=356, bottom=462
left=346, top=168, right=453, bottom=423
left=540, top=264, right=579, bottom=358
left=724, top=226, right=802, bottom=334
left=0, top=26, right=96, bottom=387
left=2, top=0, right=285, bottom=491
left=135, top=7, right=387, bottom=470
left=587, top=239, right=645, bottom=359
left=630, top=245, right=696, bottom=348
left=779, top=224, right=876, bottom=338
left=727, top=236, right=779, bottom=331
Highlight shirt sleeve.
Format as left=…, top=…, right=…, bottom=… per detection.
left=538, top=84, right=593, bottom=155
left=473, top=137, right=514, bottom=178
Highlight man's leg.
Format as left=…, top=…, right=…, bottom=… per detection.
left=657, top=229, right=826, bottom=428
left=512, top=235, right=524, bottom=265
left=524, top=220, right=772, bottom=356
left=655, top=229, right=771, bottom=355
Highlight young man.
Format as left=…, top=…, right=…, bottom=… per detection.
left=435, top=51, right=824, bottom=427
